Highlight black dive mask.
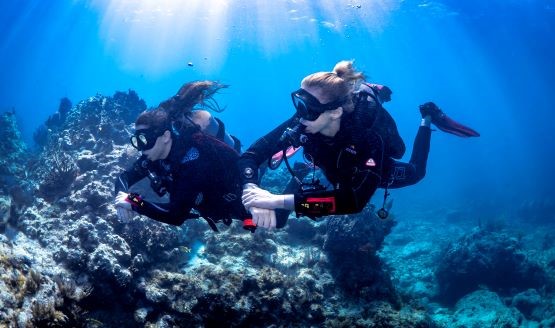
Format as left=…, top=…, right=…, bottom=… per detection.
left=291, top=88, right=347, bottom=121
left=130, top=128, right=162, bottom=151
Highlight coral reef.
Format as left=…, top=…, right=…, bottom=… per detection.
left=0, top=110, right=32, bottom=236
left=33, top=97, right=73, bottom=149
left=0, top=110, right=27, bottom=178
left=10, top=88, right=555, bottom=327
left=324, top=207, right=397, bottom=302
left=0, top=196, right=10, bottom=232
left=9, top=108, right=428, bottom=325
left=444, top=290, right=522, bottom=328
left=435, top=227, right=546, bottom=305
left=381, top=208, right=555, bottom=326
left=0, top=233, right=91, bottom=326
left=37, top=145, right=79, bottom=201
left=61, top=90, right=146, bottom=150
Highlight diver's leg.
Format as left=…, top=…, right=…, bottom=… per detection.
left=408, top=125, right=431, bottom=179
left=386, top=125, right=431, bottom=189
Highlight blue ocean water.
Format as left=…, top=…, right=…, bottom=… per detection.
left=1, top=1, right=553, bottom=222
left=2, top=1, right=555, bottom=326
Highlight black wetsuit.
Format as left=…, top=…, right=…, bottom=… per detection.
left=238, top=89, right=431, bottom=218
left=115, top=132, right=248, bottom=230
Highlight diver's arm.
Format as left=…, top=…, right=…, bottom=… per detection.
left=116, top=190, right=194, bottom=225
left=243, top=187, right=370, bottom=217
left=126, top=195, right=178, bottom=225
left=294, top=163, right=382, bottom=217
left=114, top=155, right=150, bottom=194
left=238, top=115, right=298, bottom=185
left=126, top=164, right=199, bottom=226
left=242, top=173, right=380, bottom=218
left=127, top=184, right=197, bottom=226
left=293, top=188, right=369, bottom=217
left=129, top=198, right=194, bottom=226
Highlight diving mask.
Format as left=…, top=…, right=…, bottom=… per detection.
left=291, top=88, right=347, bottom=121
left=130, top=128, right=162, bottom=151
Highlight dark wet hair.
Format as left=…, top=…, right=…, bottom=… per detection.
left=158, top=80, right=228, bottom=121
left=136, top=80, right=227, bottom=137
left=135, top=109, right=170, bottom=133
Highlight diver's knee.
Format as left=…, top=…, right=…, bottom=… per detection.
left=414, top=169, right=427, bottom=183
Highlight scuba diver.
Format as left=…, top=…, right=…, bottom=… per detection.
left=114, top=81, right=259, bottom=232
left=238, top=60, right=479, bottom=229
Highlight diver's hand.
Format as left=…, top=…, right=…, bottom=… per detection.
left=242, top=184, right=271, bottom=208
left=242, top=185, right=285, bottom=210
left=249, top=207, right=276, bottom=229
left=242, top=183, right=259, bottom=193
left=115, top=191, right=135, bottom=223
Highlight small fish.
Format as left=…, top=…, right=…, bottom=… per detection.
left=180, top=246, right=191, bottom=253
left=187, top=62, right=194, bottom=67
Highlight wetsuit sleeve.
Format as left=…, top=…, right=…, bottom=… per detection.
left=132, top=163, right=201, bottom=226
left=294, top=168, right=381, bottom=217
left=114, top=155, right=149, bottom=194
left=238, top=115, right=298, bottom=185
left=133, top=198, right=196, bottom=226
left=132, top=201, right=176, bottom=225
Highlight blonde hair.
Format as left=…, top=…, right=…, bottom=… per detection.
left=301, top=60, right=365, bottom=112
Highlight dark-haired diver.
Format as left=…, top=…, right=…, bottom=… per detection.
left=114, top=81, right=263, bottom=231
left=238, top=60, right=479, bottom=229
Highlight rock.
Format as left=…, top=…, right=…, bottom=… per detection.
left=449, top=290, right=522, bottom=328
left=511, top=289, right=543, bottom=320
left=435, top=228, right=546, bottom=304
left=323, top=207, right=397, bottom=301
